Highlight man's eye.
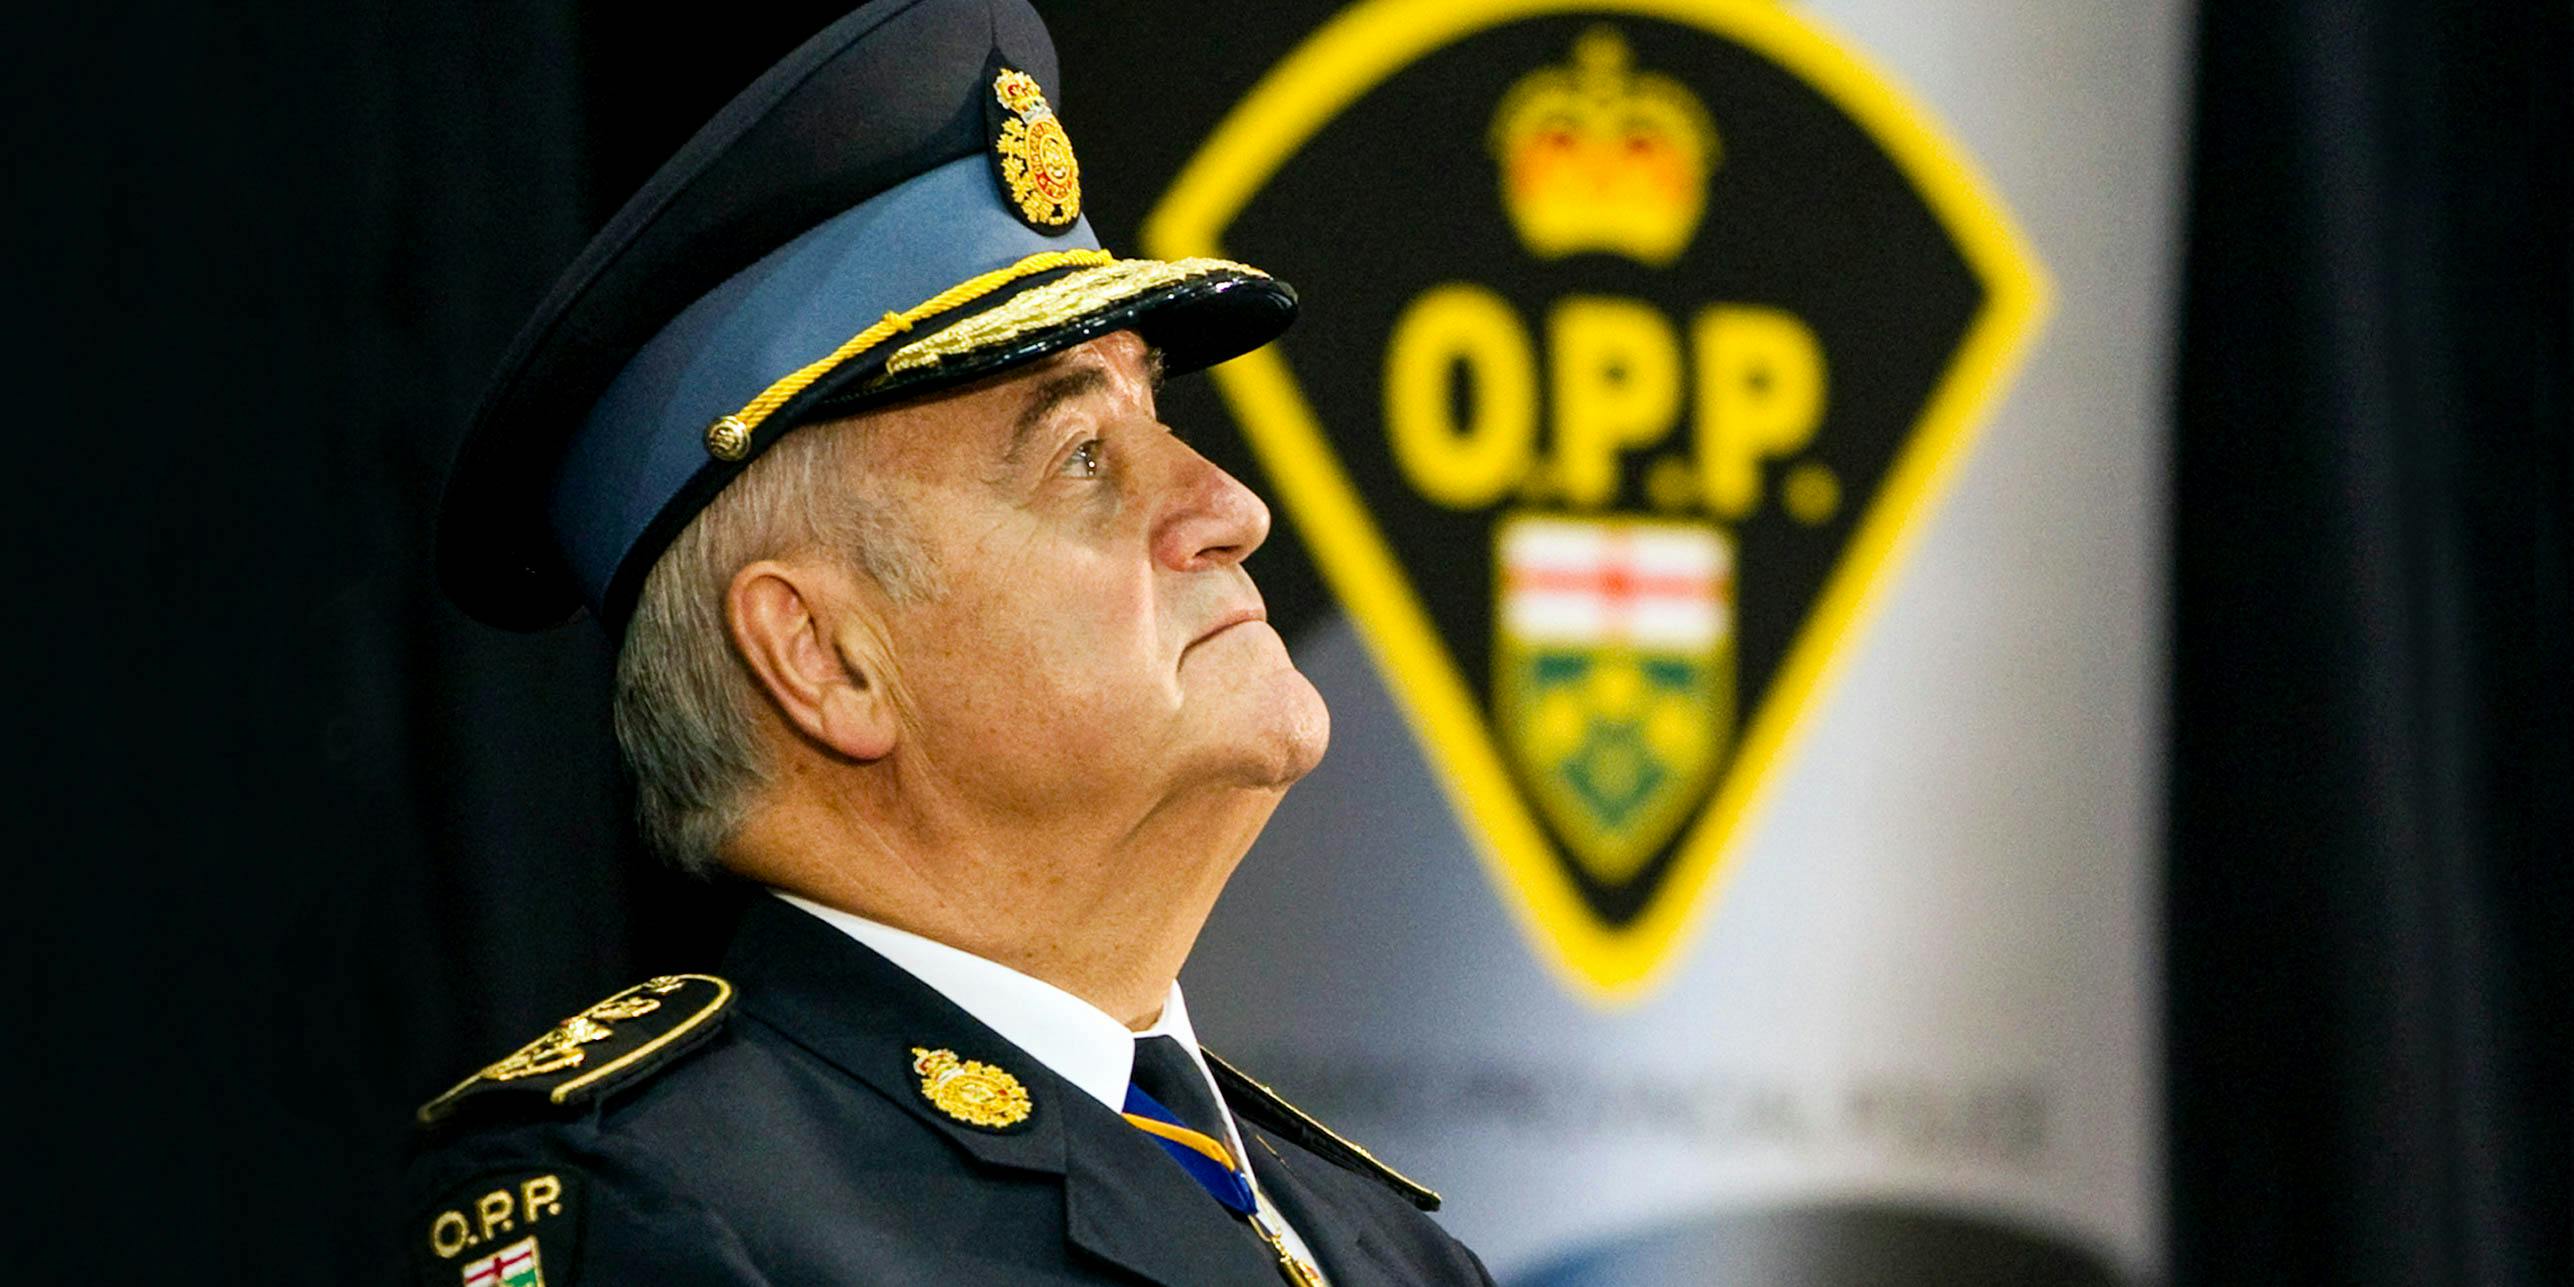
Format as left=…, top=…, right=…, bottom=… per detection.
left=1060, top=440, right=1103, bottom=478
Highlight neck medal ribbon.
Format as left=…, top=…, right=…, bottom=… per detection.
left=1121, top=1084, right=1256, bottom=1213
left=1122, top=1087, right=1328, bottom=1285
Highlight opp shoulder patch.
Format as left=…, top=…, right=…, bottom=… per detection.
left=1203, top=1048, right=1443, bottom=1212
left=416, top=1168, right=584, bottom=1287
left=416, top=975, right=734, bottom=1128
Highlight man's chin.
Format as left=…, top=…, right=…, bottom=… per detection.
left=1268, top=668, right=1332, bottom=784
left=1217, top=666, right=1331, bottom=790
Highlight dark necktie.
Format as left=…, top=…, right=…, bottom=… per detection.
left=1124, top=1035, right=1254, bottom=1211
left=1123, top=1036, right=1327, bottom=1285
left=1130, top=1036, right=1230, bottom=1143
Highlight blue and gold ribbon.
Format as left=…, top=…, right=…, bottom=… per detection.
left=1121, top=1085, right=1257, bottom=1215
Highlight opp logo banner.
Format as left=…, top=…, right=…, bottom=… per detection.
left=1148, top=0, right=2046, bottom=1000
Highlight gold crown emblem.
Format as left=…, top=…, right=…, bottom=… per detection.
left=1489, top=27, right=1717, bottom=267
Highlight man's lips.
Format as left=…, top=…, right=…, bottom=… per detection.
left=1188, top=606, right=1269, bottom=650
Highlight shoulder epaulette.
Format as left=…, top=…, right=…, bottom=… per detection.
left=416, top=974, right=734, bottom=1128
left=1203, top=1048, right=1442, bottom=1212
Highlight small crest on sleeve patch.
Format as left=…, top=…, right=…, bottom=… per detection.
left=419, top=1170, right=582, bottom=1287
left=985, top=62, right=1081, bottom=232
left=461, top=1237, right=543, bottom=1287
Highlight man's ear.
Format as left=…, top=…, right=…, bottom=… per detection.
left=725, top=557, right=899, bottom=762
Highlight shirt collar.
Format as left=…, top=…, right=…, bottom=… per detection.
left=773, top=890, right=1198, bottom=1114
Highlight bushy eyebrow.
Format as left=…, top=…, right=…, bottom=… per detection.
left=999, top=345, right=1166, bottom=466
left=1004, top=364, right=1112, bottom=465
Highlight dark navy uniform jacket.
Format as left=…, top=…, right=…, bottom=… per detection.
left=409, top=895, right=1494, bottom=1285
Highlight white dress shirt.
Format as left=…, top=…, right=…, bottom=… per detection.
left=773, top=891, right=1326, bottom=1278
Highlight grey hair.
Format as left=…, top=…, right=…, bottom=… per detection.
left=611, top=416, right=936, bottom=873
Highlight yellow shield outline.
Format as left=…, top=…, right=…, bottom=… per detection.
left=1145, top=0, right=2049, bottom=1002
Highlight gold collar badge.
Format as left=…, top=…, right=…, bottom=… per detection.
left=991, top=67, right=1081, bottom=229
left=910, top=1046, right=1033, bottom=1129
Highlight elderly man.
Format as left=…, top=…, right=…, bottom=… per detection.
left=408, top=2, right=1491, bottom=1284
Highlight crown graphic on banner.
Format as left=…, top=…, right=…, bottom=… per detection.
left=1489, top=26, right=1718, bottom=267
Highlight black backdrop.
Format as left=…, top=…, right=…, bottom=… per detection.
left=5, top=2, right=2564, bottom=1283
left=9, top=5, right=844, bottom=1280
left=2168, top=3, right=2570, bottom=1284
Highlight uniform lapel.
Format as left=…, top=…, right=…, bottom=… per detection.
left=1059, top=1091, right=1289, bottom=1285
left=1243, top=1126, right=1414, bottom=1287
left=722, top=894, right=1284, bottom=1285
left=723, top=894, right=1068, bottom=1178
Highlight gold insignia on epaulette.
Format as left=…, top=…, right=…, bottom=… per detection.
left=483, top=975, right=688, bottom=1082
left=418, top=974, right=730, bottom=1125
left=991, top=67, right=1080, bottom=228
left=910, top=1046, right=1033, bottom=1129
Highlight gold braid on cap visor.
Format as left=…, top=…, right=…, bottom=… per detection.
left=718, top=251, right=1266, bottom=438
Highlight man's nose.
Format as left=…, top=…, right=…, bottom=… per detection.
left=1152, top=439, right=1272, bottom=572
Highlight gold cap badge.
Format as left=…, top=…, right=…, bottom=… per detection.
left=910, top=1046, right=1033, bottom=1129
left=989, top=67, right=1081, bottom=231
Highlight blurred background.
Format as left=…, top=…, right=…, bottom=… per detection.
left=5, top=1, right=2563, bottom=1282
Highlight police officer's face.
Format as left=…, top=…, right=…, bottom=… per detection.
left=861, top=330, right=1329, bottom=818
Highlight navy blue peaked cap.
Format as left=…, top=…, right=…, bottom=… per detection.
left=439, top=0, right=1297, bottom=630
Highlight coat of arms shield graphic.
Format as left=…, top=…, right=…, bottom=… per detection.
left=1497, top=516, right=1733, bottom=885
